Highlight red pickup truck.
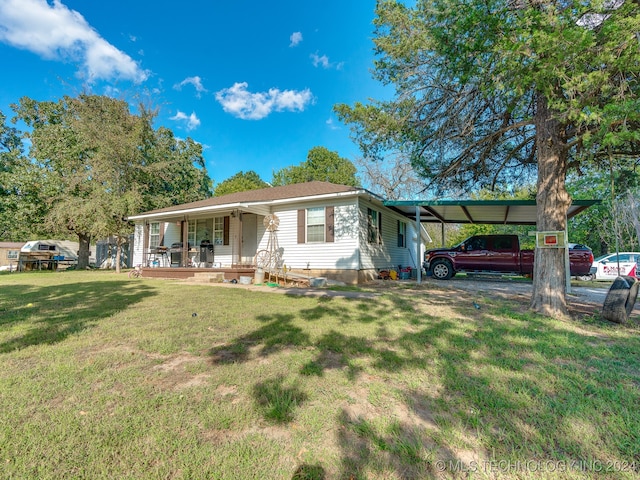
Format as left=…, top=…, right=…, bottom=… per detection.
left=423, top=234, right=594, bottom=280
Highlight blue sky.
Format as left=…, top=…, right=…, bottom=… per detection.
left=0, top=0, right=390, bottom=187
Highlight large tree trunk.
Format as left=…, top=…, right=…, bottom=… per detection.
left=625, top=192, right=640, bottom=250
left=77, top=233, right=91, bottom=269
left=530, top=94, right=572, bottom=318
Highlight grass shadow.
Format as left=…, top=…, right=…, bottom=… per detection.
left=336, top=409, right=436, bottom=479
left=0, top=280, right=156, bottom=353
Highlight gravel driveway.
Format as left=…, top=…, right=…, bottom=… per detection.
left=439, top=276, right=604, bottom=302
left=429, top=276, right=640, bottom=314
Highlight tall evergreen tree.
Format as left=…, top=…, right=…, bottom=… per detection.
left=336, top=0, right=640, bottom=317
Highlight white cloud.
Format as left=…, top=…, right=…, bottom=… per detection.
left=0, top=0, right=148, bottom=83
left=310, top=52, right=344, bottom=70
left=174, top=76, right=207, bottom=97
left=309, top=51, right=345, bottom=70
left=170, top=111, right=201, bottom=130
left=289, top=31, right=303, bottom=47
left=215, top=82, right=314, bottom=120
left=310, top=52, right=331, bottom=69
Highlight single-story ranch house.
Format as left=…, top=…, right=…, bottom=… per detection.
left=128, top=181, right=430, bottom=284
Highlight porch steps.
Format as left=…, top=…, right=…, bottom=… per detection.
left=185, top=272, right=225, bottom=283
left=262, top=269, right=312, bottom=287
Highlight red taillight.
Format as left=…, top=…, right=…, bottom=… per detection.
left=589, top=252, right=594, bottom=264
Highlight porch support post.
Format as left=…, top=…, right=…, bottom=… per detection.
left=143, top=222, right=150, bottom=267
left=182, top=219, right=189, bottom=267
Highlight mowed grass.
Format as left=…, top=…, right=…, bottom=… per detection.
left=0, top=271, right=639, bottom=479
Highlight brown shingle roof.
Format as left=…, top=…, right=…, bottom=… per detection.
left=0, top=242, right=25, bottom=249
left=136, top=181, right=363, bottom=216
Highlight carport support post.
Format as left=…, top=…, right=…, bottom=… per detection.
left=416, top=206, right=421, bottom=284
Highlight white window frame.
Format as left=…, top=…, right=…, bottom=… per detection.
left=214, top=217, right=224, bottom=245
left=306, top=207, right=325, bottom=243
left=149, top=222, right=160, bottom=249
left=398, top=221, right=406, bottom=248
left=187, top=221, right=196, bottom=246
left=368, top=208, right=381, bottom=244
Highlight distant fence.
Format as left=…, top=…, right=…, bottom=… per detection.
left=96, top=235, right=133, bottom=269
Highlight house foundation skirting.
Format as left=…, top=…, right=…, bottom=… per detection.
left=140, top=267, right=255, bottom=281
left=139, top=266, right=388, bottom=285
left=283, top=268, right=356, bottom=285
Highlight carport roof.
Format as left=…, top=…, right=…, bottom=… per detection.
left=384, top=199, right=601, bottom=225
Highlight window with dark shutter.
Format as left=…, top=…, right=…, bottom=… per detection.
left=306, top=207, right=325, bottom=242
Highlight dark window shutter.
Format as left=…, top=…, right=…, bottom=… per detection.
left=297, top=209, right=305, bottom=244
left=325, top=206, right=334, bottom=243
left=159, top=222, right=165, bottom=246
left=223, top=216, right=230, bottom=245
left=378, top=212, right=383, bottom=244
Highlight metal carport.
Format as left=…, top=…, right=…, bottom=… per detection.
left=384, top=199, right=601, bottom=287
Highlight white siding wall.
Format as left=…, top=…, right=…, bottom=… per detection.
left=163, top=222, right=181, bottom=247
left=257, top=199, right=360, bottom=270
left=208, top=217, right=238, bottom=267
left=133, top=223, right=145, bottom=266
left=131, top=196, right=420, bottom=274
left=358, top=198, right=418, bottom=271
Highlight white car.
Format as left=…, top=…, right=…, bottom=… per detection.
left=589, top=252, right=640, bottom=281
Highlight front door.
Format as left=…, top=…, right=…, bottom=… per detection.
left=241, top=213, right=258, bottom=264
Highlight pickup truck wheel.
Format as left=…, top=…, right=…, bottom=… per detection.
left=431, top=259, right=454, bottom=280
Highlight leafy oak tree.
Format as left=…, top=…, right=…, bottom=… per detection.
left=272, top=146, right=359, bottom=187
left=12, top=94, right=211, bottom=271
left=0, top=110, right=37, bottom=240
left=213, top=171, right=269, bottom=197
left=336, top=0, right=640, bottom=317
left=142, top=126, right=211, bottom=208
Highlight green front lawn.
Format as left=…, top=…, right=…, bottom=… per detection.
left=0, top=271, right=638, bottom=479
